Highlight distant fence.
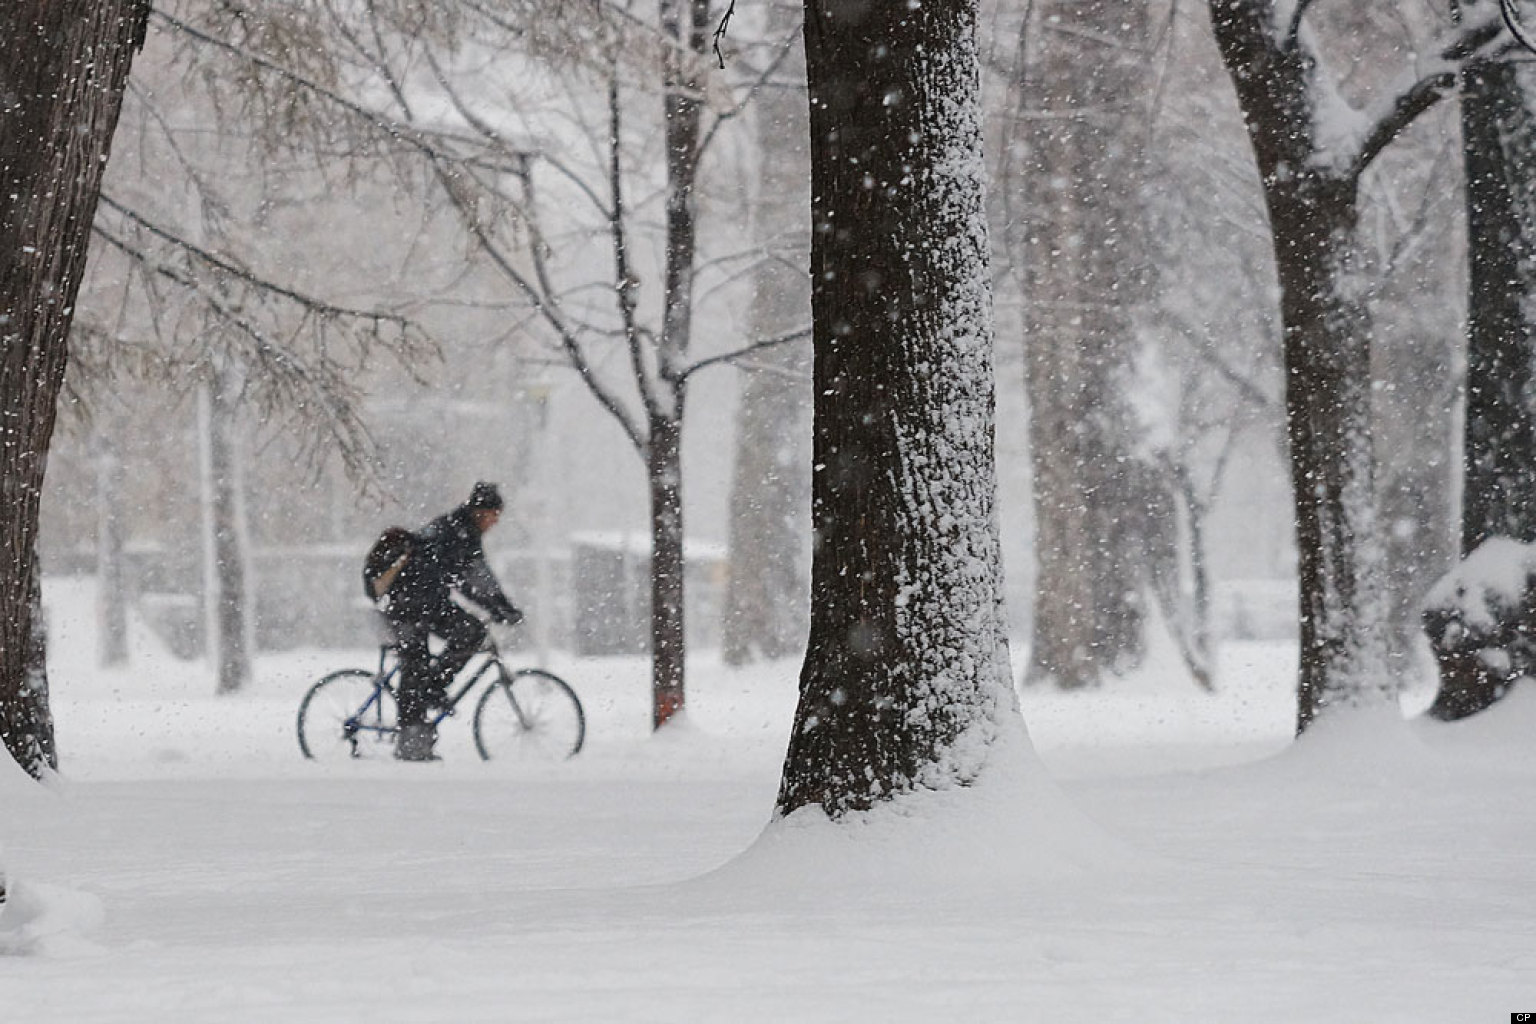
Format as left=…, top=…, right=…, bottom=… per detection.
left=52, top=535, right=730, bottom=658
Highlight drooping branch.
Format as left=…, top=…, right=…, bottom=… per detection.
left=97, top=194, right=423, bottom=337
left=90, top=223, right=386, bottom=483
left=152, top=9, right=518, bottom=177
left=1503, top=0, right=1536, bottom=53
left=698, top=24, right=802, bottom=155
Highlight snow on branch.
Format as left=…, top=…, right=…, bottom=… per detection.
left=1341, top=3, right=1509, bottom=179
left=1276, top=0, right=1319, bottom=51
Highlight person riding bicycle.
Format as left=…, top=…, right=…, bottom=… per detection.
left=379, top=481, right=523, bottom=761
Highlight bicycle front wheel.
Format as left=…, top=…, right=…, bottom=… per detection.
left=473, top=669, right=585, bottom=761
left=298, top=669, right=398, bottom=760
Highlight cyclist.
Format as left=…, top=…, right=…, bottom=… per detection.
left=380, top=481, right=523, bottom=761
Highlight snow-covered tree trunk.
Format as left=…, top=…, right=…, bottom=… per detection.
left=1460, top=59, right=1536, bottom=551
left=722, top=3, right=812, bottom=667
left=198, top=373, right=255, bottom=696
left=1015, top=0, right=1158, bottom=691
left=777, top=0, right=1015, bottom=816
left=0, top=0, right=149, bottom=777
left=645, top=0, right=711, bottom=729
left=1269, top=180, right=1391, bottom=729
left=1206, top=0, right=1408, bottom=731
left=22, top=545, right=58, bottom=774
left=1430, top=56, right=1536, bottom=720
left=647, top=407, right=687, bottom=728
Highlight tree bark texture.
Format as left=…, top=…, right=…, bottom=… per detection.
left=722, top=4, right=812, bottom=666
left=648, top=408, right=686, bottom=728
left=0, top=0, right=149, bottom=776
left=1432, top=58, right=1536, bottom=720
left=1208, top=0, right=1389, bottom=733
left=1461, top=60, right=1536, bottom=552
left=24, top=545, right=58, bottom=772
left=777, top=0, right=1013, bottom=817
left=1015, top=0, right=1158, bottom=690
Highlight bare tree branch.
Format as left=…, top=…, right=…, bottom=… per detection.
left=1346, top=5, right=1507, bottom=177
left=605, top=74, right=663, bottom=421
left=97, top=194, right=422, bottom=335
left=1503, top=0, right=1536, bottom=53
left=680, top=325, right=811, bottom=380
left=1281, top=0, right=1319, bottom=51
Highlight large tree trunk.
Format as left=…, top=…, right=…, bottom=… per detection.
left=0, top=0, right=149, bottom=776
left=778, top=0, right=1013, bottom=817
left=1015, top=0, right=1157, bottom=690
left=1460, top=59, right=1536, bottom=551
left=1430, top=58, right=1536, bottom=720
left=1270, top=183, right=1389, bottom=730
left=1208, top=1, right=1392, bottom=734
left=722, top=4, right=812, bottom=667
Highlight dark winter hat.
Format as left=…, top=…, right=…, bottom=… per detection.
left=466, top=481, right=504, bottom=511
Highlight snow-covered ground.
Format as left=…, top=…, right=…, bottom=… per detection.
left=3, top=577, right=1534, bottom=1021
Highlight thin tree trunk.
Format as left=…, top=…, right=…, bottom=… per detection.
left=0, top=0, right=149, bottom=776
left=648, top=409, right=687, bottom=728
left=778, top=0, right=1012, bottom=816
left=647, top=0, right=709, bottom=729
left=199, top=376, right=254, bottom=695
left=723, top=5, right=811, bottom=666
left=96, top=425, right=130, bottom=668
left=722, top=340, right=811, bottom=666
left=1182, top=470, right=1215, bottom=688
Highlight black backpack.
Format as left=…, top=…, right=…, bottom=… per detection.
left=362, top=527, right=416, bottom=600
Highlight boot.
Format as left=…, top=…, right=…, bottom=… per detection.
left=396, top=722, right=439, bottom=762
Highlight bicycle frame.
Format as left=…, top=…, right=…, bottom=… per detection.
left=427, top=645, right=506, bottom=726
left=347, top=641, right=508, bottom=740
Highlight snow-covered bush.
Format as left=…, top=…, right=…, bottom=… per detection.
left=1421, top=537, right=1536, bottom=719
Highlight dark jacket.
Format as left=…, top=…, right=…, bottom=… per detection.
left=389, top=505, right=518, bottom=621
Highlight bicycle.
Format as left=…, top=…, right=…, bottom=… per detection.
left=296, top=633, right=585, bottom=762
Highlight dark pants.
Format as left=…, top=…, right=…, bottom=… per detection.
left=386, top=599, right=487, bottom=726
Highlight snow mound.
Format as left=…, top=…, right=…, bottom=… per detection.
left=1413, top=679, right=1536, bottom=763
left=0, top=879, right=105, bottom=957
left=688, top=724, right=1147, bottom=910
left=1232, top=704, right=1452, bottom=795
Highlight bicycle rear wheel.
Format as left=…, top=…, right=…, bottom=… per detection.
left=298, top=669, right=398, bottom=760
left=473, top=668, right=585, bottom=761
